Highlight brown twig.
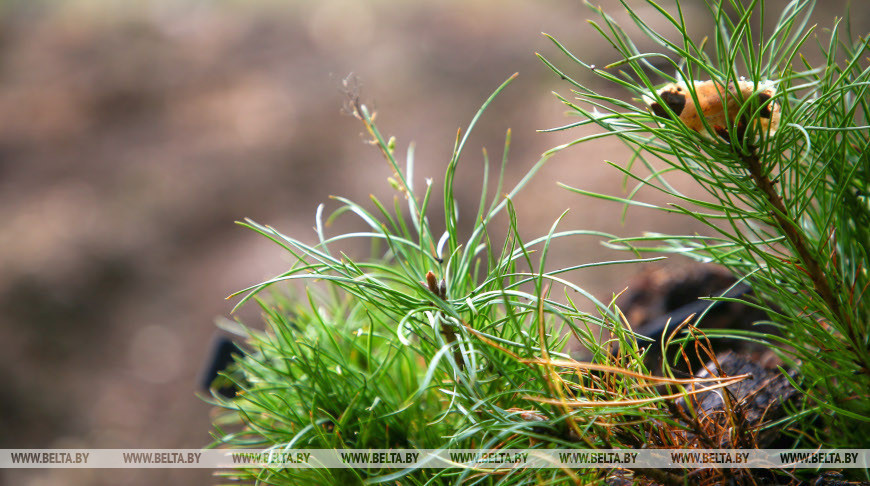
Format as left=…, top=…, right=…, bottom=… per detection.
left=740, top=153, right=845, bottom=324
left=740, top=153, right=870, bottom=377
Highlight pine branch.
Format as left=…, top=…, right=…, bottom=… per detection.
left=740, top=152, right=844, bottom=324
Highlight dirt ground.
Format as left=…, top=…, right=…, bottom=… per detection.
left=0, top=1, right=864, bottom=484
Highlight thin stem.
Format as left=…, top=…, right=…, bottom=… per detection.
left=740, top=152, right=869, bottom=377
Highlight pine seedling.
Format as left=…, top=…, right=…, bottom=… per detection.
left=540, top=0, right=870, bottom=449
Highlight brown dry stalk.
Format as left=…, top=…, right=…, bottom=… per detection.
left=524, top=376, right=747, bottom=408
left=741, top=153, right=870, bottom=376
left=741, top=153, right=845, bottom=325
left=521, top=358, right=752, bottom=385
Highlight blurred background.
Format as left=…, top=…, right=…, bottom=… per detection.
left=0, top=1, right=864, bottom=484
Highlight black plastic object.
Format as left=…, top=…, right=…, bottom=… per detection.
left=200, top=335, right=244, bottom=398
